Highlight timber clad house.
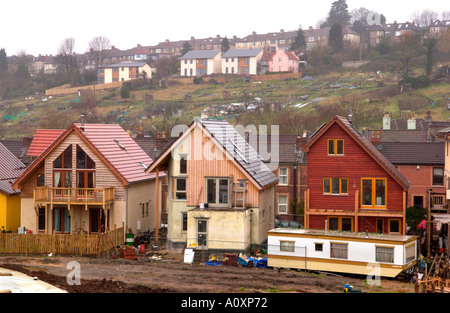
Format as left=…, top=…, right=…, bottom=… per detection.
left=12, top=123, right=163, bottom=236
left=145, top=118, right=278, bottom=253
left=303, top=116, right=410, bottom=235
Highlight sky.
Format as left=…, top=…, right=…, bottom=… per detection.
left=1, top=0, right=449, bottom=57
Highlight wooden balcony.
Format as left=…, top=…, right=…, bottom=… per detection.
left=34, top=187, right=115, bottom=209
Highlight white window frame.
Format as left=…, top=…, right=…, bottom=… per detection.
left=174, top=177, right=187, bottom=200
left=278, top=195, right=288, bottom=214
left=278, top=167, right=288, bottom=185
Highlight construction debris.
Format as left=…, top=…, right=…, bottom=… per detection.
left=415, top=253, right=450, bottom=293
left=119, top=246, right=137, bottom=260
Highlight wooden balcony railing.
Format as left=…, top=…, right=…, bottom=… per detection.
left=34, top=187, right=115, bottom=207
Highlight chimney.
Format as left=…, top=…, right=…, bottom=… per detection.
left=309, top=26, right=313, bottom=31
left=424, top=111, right=432, bottom=122
left=22, top=136, right=33, bottom=148
left=165, top=39, right=170, bottom=43
left=217, top=34, right=220, bottom=39
left=280, top=29, right=284, bottom=34
left=382, top=113, right=391, bottom=130
left=191, top=36, right=195, bottom=41
left=407, top=116, right=416, bottom=130
left=252, top=31, right=256, bottom=36
left=81, top=115, right=85, bottom=130
left=428, top=123, right=436, bottom=142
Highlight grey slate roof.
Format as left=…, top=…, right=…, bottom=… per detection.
left=378, top=142, right=444, bottom=165
left=179, top=50, right=221, bottom=60
left=222, top=48, right=264, bottom=58
left=0, top=142, right=26, bottom=196
left=99, top=61, right=148, bottom=68
left=198, top=118, right=278, bottom=188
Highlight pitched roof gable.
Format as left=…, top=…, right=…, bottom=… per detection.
left=146, top=119, right=278, bottom=189
left=13, top=123, right=156, bottom=190
left=304, top=116, right=409, bottom=190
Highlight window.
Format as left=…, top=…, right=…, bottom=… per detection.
left=315, top=243, right=323, bottom=252
left=145, top=202, right=149, bottom=217
left=413, top=196, right=424, bottom=208
left=361, top=178, right=387, bottom=208
left=141, top=203, right=145, bottom=218
left=278, top=168, right=288, bottom=185
left=53, top=146, right=72, bottom=169
left=330, top=242, right=348, bottom=259
left=206, top=178, right=229, bottom=206
left=376, top=246, right=394, bottom=263
left=405, top=244, right=416, bottom=263
left=280, top=241, right=295, bottom=252
left=174, top=178, right=187, bottom=200
left=327, top=139, right=344, bottom=156
left=37, top=174, right=45, bottom=187
left=38, top=207, right=46, bottom=232
left=179, top=154, right=187, bottom=174
left=182, top=213, right=188, bottom=232
left=323, top=178, right=348, bottom=195
left=278, top=195, right=288, bottom=214
left=433, top=167, right=444, bottom=186
left=389, top=219, right=401, bottom=234
left=328, top=217, right=353, bottom=231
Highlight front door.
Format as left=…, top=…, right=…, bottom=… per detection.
left=197, top=219, right=208, bottom=248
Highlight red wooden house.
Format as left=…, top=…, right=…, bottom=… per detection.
left=303, top=116, right=410, bottom=235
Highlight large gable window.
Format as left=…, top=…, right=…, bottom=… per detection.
left=76, top=145, right=96, bottom=192
left=53, top=146, right=72, bottom=169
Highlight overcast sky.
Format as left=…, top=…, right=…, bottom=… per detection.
left=1, top=0, right=449, bottom=56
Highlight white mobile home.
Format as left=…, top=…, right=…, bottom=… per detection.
left=267, top=228, right=418, bottom=278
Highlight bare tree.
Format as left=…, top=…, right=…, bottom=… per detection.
left=88, top=35, right=112, bottom=72
left=441, top=11, right=450, bottom=21
left=57, top=37, right=78, bottom=85
left=410, top=9, right=439, bottom=28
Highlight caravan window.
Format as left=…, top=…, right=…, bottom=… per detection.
left=280, top=241, right=295, bottom=252
left=376, top=246, right=394, bottom=263
left=330, top=242, right=348, bottom=259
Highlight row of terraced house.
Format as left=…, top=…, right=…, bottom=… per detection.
left=1, top=112, right=449, bottom=261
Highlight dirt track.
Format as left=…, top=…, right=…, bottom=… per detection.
left=0, top=251, right=415, bottom=293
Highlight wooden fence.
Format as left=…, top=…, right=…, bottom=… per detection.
left=0, top=226, right=124, bottom=257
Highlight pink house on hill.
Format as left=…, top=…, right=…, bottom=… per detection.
left=267, top=50, right=300, bottom=73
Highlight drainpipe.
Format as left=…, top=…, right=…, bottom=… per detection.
left=125, top=186, right=129, bottom=232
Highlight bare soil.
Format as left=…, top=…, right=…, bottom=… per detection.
left=0, top=250, right=415, bottom=294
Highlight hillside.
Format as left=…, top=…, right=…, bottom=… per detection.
left=0, top=70, right=449, bottom=139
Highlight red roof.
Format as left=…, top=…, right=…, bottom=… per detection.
left=27, top=129, right=64, bottom=157
left=73, top=123, right=156, bottom=183
left=14, top=123, right=158, bottom=189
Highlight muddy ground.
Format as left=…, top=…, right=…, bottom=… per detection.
left=0, top=249, right=416, bottom=294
